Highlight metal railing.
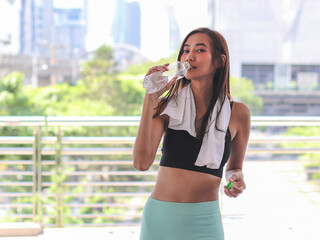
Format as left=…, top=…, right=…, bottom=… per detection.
left=0, top=116, right=319, bottom=227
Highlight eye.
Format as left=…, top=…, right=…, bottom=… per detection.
left=182, top=49, right=189, bottom=53
left=197, top=49, right=205, bottom=52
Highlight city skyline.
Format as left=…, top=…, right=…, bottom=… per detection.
left=86, top=0, right=209, bottom=60
left=0, top=0, right=210, bottom=60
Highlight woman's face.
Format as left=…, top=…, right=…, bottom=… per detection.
left=180, top=33, right=214, bottom=81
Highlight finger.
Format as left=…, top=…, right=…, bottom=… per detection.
left=225, top=189, right=237, bottom=198
left=232, top=186, right=244, bottom=195
left=224, top=186, right=237, bottom=197
left=225, top=183, right=244, bottom=197
left=158, top=63, right=170, bottom=71
left=229, top=186, right=244, bottom=198
left=224, top=188, right=233, bottom=198
left=146, top=65, right=167, bottom=75
left=224, top=188, right=230, bottom=196
left=163, top=63, right=170, bottom=70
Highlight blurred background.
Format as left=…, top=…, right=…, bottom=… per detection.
left=1, top=0, right=320, bottom=116
left=0, top=0, right=319, bottom=239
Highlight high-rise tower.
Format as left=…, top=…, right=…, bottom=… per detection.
left=112, top=0, right=141, bottom=49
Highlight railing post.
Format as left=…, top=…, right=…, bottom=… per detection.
left=32, top=127, right=37, bottom=222
left=55, top=128, right=63, bottom=227
left=36, top=126, right=42, bottom=224
left=32, top=125, right=42, bottom=224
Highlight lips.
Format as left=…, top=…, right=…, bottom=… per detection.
left=189, top=65, right=197, bottom=69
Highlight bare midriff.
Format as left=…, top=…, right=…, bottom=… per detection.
left=150, top=166, right=222, bottom=203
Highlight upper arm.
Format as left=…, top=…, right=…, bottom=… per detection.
left=150, top=98, right=169, bottom=153
left=150, top=114, right=168, bottom=159
left=226, top=102, right=251, bottom=171
left=133, top=97, right=169, bottom=171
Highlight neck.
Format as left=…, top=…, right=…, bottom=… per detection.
left=190, top=79, right=213, bottom=108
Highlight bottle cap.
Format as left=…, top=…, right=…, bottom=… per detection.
left=226, top=181, right=233, bottom=190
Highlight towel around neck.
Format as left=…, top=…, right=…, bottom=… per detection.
left=160, top=84, right=231, bottom=169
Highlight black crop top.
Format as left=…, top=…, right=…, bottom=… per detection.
left=159, top=102, right=233, bottom=178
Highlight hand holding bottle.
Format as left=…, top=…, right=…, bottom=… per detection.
left=143, top=61, right=190, bottom=94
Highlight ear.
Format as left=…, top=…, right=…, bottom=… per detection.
left=214, top=54, right=226, bottom=68
left=220, top=54, right=226, bottom=66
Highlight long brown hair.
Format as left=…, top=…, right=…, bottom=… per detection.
left=154, top=27, right=231, bottom=140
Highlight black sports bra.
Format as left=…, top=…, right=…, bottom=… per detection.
left=159, top=102, right=233, bottom=178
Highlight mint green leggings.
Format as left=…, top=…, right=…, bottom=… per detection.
left=139, top=197, right=224, bottom=240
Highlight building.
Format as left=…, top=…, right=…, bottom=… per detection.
left=53, top=2, right=87, bottom=59
left=17, top=0, right=87, bottom=85
left=20, top=0, right=87, bottom=58
left=167, top=5, right=180, bottom=53
left=208, top=0, right=320, bottom=115
left=20, top=0, right=54, bottom=56
left=112, top=0, right=141, bottom=49
left=0, top=0, right=20, bottom=54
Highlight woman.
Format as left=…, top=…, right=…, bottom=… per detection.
left=133, top=27, right=251, bottom=240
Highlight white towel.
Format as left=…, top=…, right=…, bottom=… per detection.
left=160, top=84, right=231, bottom=169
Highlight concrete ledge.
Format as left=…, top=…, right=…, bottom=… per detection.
left=0, top=223, right=43, bottom=237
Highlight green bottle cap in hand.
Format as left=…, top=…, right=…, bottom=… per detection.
left=226, top=181, right=233, bottom=190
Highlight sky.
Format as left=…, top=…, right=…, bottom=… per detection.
left=54, top=0, right=85, bottom=8
left=85, top=0, right=210, bottom=60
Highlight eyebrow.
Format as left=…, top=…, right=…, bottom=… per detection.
left=184, top=43, right=208, bottom=48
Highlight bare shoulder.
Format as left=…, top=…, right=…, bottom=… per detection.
left=232, top=102, right=250, bottom=117
left=231, top=101, right=251, bottom=127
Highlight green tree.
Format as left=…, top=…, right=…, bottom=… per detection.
left=0, top=71, right=37, bottom=116
left=120, top=50, right=178, bottom=78
left=230, top=77, right=263, bottom=115
left=77, top=44, right=145, bottom=116
left=81, top=45, right=116, bottom=77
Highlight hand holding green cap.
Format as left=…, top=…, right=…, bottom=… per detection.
left=226, top=181, right=233, bottom=190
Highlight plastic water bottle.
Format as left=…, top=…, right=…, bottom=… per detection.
left=143, top=61, right=190, bottom=94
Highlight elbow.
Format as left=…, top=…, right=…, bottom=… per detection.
left=133, top=152, right=152, bottom=171
left=133, top=159, right=151, bottom=171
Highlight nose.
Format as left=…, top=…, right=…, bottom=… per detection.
left=186, top=52, right=194, bottom=62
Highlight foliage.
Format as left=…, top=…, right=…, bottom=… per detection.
left=0, top=45, right=146, bottom=226
left=284, top=126, right=320, bottom=182
left=0, top=72, right=36, bottom=116
left=284, top=126, right=320, bottom=159
left=121, top=50, right=178, bottom=77
left=81, top=45, right=116, bottom=77
left=0, top=45, right=146, bottom=119
left=230, top=77, right=263, bottom=115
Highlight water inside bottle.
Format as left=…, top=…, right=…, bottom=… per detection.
left=163, top=61, right=190, bottom=78
left=143, top=61, right=190, bottom=93
left=143, top=72, right=168, bottom=94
